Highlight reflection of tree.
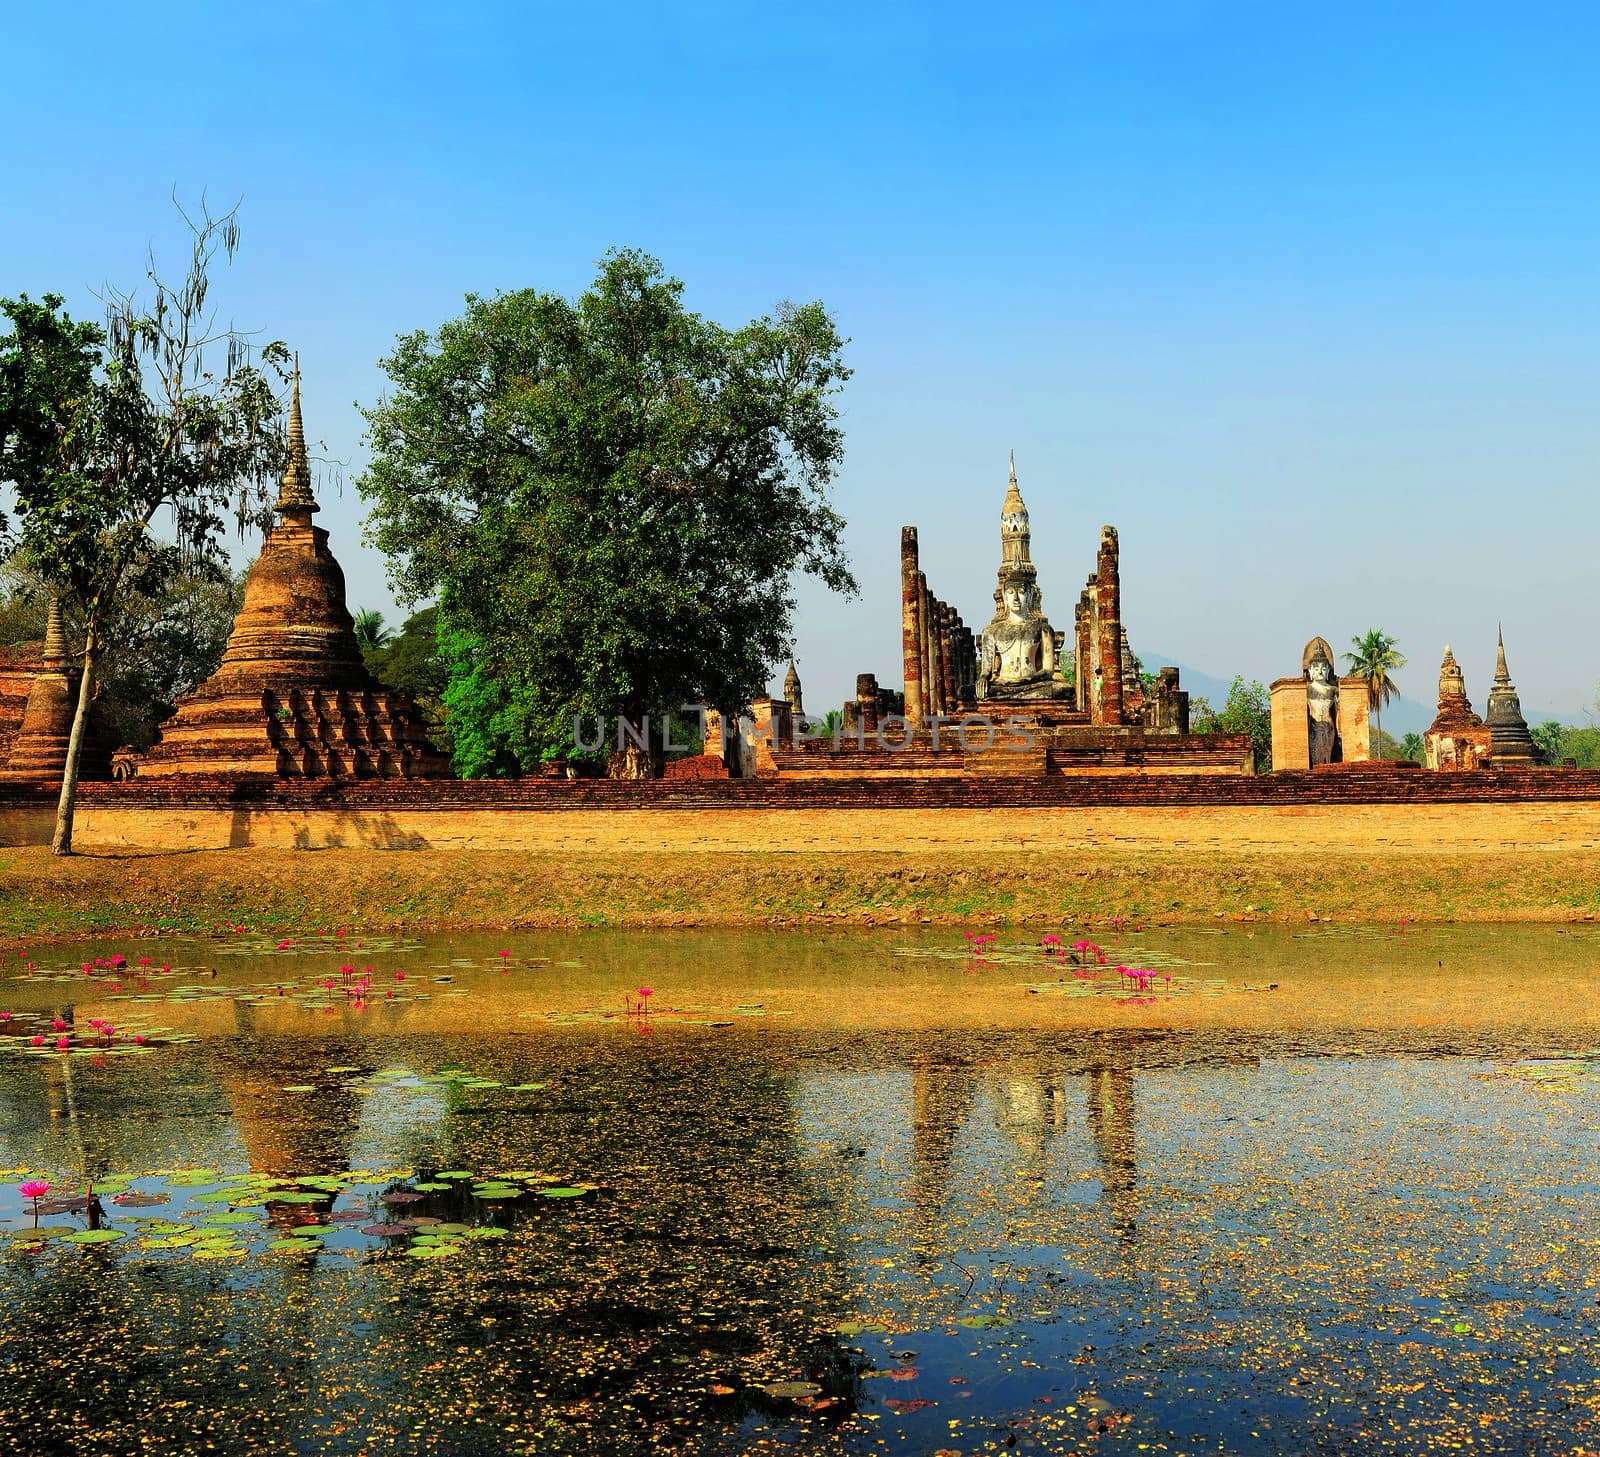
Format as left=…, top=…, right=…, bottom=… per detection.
left=349, top=1034, right=866, bottom=1454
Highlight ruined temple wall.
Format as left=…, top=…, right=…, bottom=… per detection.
left=8, top=774, right=1600, bottom=853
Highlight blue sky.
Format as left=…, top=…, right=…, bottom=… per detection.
left=6, top=1, right=1599, bottom=720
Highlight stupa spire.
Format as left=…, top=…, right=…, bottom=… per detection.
left=42, top=596, right=68, bottom=668
left=1484, top=626, right=1537, bottom=766
left=1002, top=449, right=1026, bottom=521
left=273, top=355, right=318, bottom=517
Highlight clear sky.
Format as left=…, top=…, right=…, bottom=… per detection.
left=6, top=1, right=1599, bottom=721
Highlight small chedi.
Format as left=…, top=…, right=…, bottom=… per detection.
left=1483, top=629, right=1539, bottom=768
left=0, top=597, right=111, bottom=781
left=134, top=364, right=448, bottom=780
left=1423, top=632, right=1540, bottom=770
left=1422, top=645, right=1491, bottom=770
left=1268, top=638, right=1372, bottom=771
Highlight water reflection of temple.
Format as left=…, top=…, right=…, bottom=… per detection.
left=907, top=1034, right=1152, bottom=1245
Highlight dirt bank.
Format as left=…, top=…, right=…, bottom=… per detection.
left=4, top=821, right=1599, bottom=943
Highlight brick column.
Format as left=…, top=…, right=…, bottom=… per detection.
left=1094, top=527, right=1123, bottom=726
left=856, top=673, right=880, bottom=735
left=901, top=528, right=923, bottom=725
left=918, top=573, right=934, bottom=724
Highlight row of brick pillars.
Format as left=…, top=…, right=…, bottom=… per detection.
left=900, top=527, right=977, bottom=722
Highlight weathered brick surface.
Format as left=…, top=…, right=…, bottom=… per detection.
left=1, top=766, right=1598, bottom=814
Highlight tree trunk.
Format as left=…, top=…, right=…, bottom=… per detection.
left=51, top=636, right=97, bottom=857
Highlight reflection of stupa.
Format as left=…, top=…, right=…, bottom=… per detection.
left=136, top=363, right=448, bottom=779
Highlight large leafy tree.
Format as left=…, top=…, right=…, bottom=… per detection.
left=1344, top=629, right=1407, bottom=751
left=358, top=248, right=856, bottom=777
left=0, top=203, right=287, bottom=852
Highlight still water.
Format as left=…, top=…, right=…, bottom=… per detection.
left=2, top=924, right=1600, bottom=1455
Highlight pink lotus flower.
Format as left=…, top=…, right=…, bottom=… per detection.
left=497, top=950, right=510, bottom=958
left=109, top=955, right=125, bottom=968
left=0, top=1011, right=11, bottom=1022
left=29, top=1035, right=44, bottom=1046
left=638, top=987, right=654, bottom=999
left=54, top=1037, right=69, bottom=1052
left=137, top=957, right=150, bottom=966
left=52, top=1019, right=67, bottom=1032
left=19, top=1177, right=53, bottom=1225
left=133, top=1034, right=146, bottom=1045
left=394, top=971, right=405, bottom=981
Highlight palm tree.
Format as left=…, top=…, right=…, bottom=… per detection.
left=352, top=608, right=394, bottom=654
left=1344, top=629, right=1407, bottom=753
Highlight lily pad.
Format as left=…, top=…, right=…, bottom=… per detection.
left=760, top=1380, right=822, bottom=1400
left=61, top=1228, right=124, bottom=1244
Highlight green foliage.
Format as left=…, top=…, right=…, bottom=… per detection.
left=1398, top=731, right=1425, bottom=763
left=1190, top=676, right=1272, bottom=772
left=357, top=248, right=856, bottom=774
left=363, top=605, right=450, bottom=756
left=1532, top=721, right=1600, bottom=768
left=0, top=201, right=288, bottom=849
left=351, top=607, right=394, bottom=654
left=1344, top=628, right=1407, bottom=742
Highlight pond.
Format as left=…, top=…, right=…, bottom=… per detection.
left=3, top=922, right=1600, bottom=1454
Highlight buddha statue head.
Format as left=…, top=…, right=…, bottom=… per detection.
left=999, top=568, right=1035, bottom=623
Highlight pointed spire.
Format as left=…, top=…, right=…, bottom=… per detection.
left=1002, top=448, right=1026, bottom=518
left=42, top=596, right=67, bottom=669
left=1495, top=624, right=1510, bottom=685
left=273, top=354, right=318, bottom=516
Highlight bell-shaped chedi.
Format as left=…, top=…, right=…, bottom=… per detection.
left=135, top=363, right=449, bottom=780
left=0, top=598, right=111, bottom=781
left=1484, top=627, right=1539, bottom=768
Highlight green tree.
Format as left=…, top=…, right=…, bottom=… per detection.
left=357, top=248, right=855, bottom=777
left=352, top=607, right=393, bottom=654
left=1398, top=730, right=1424, bottom=763
left=363, top=605, right=450, bottom=755
left=1344, top=629, right=1407, bottom=751
left=0, top=204, right=287, bottom=853
left=1190, top=676, right=1272, bottom=772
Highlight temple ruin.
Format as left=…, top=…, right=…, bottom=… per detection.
left=774, top=454, right=1250, bottom=779
left=0, top=597, right=110, bottom=782
left=133, top=363, right=448, bottom=781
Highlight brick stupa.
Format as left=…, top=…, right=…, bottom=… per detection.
left=1422, top=645, right=1492, bottom=771
left=0, top=598, right=110, bottom=780
left=136, top=364, right=449, bottom=780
